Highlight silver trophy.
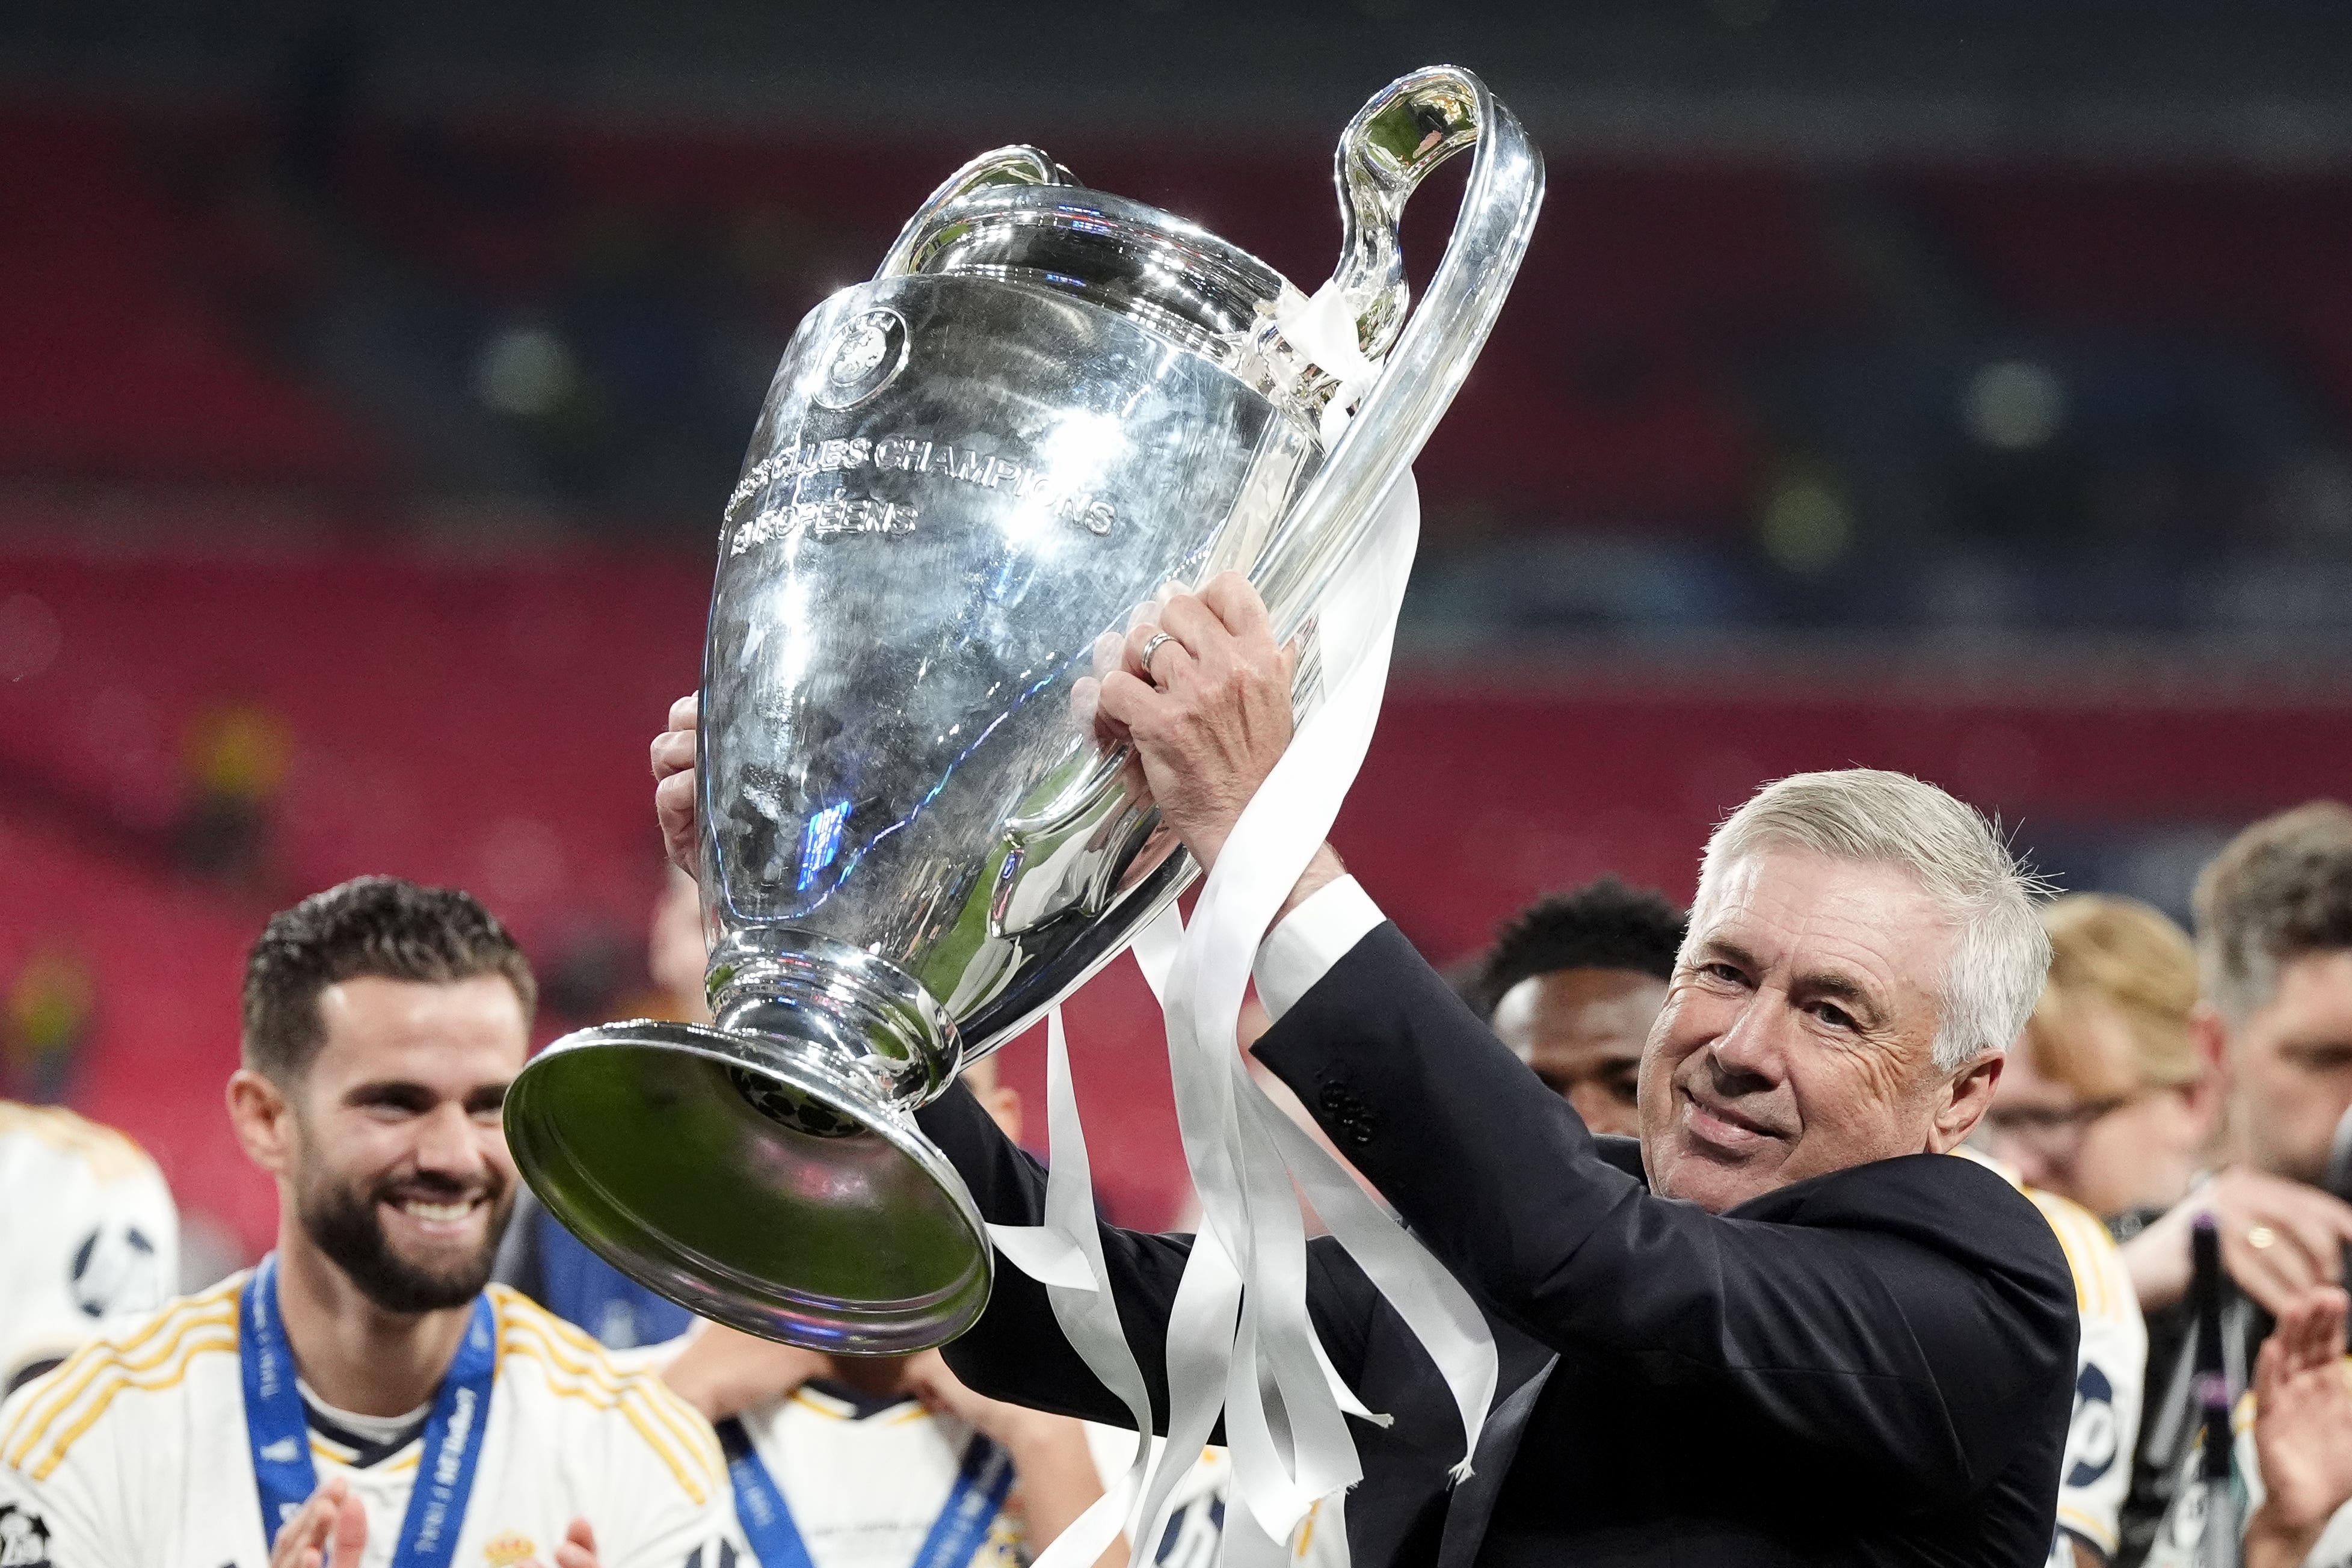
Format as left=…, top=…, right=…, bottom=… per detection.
left=504, top=66, right=1541, bottom=1352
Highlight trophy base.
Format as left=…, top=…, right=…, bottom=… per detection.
left=503, top=1018, right=991, bottom=1354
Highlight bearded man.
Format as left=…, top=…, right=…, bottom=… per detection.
left=0, top=877, right=741, bottom=1568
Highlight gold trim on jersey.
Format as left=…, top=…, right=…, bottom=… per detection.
left=2025, top=1188, right=2117, bottom=1320
left=311, top=1437, right=423, bottom=1477
left=489, top=1288, right=721, bottom=1505
left=785, top=1384, right=932, bottom=1427
left=2056, top=1500, right=2119, bottom=1553
left=3, top=1277, right=243, bottom=1473
left=489, top=1288, right=715, bottom=1465
left=787, top=1386, right=858, bottom=1421
left=0, top=1101, right=156, bottom=1184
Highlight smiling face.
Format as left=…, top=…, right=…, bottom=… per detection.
left=273, top=974, right=529, bottom=1312
left=1638, top=845, right=2002, bottom=1213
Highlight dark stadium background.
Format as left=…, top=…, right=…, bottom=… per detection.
left=5, top=0, right=2351, bottom=1274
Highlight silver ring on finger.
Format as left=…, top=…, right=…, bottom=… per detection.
left=1139, top=630, right=1178, bottom=686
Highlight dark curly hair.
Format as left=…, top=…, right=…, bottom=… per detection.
left=1470, top=876, right=1687, bottom=1021
left=2194, top=801, right=2352, bottom=1021
left=242, top=876, right=536, bottom=1083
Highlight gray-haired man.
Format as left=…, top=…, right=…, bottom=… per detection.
left=647, top=571, right=2080, bottom=1566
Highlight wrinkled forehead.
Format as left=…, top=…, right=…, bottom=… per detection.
left=1686, top=844, right=1957, bottom=994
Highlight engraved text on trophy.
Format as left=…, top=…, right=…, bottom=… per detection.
left=725, top=431, right=1120, bottom=557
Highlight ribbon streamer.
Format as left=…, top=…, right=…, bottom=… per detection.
left=994, top=469, right=1495, bottom=1568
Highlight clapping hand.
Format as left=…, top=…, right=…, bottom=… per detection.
left=268, top=1478, right=366, bottom=1568
left=264, top=1480, right=600, bottom=1568
left=2245, top=1287, right=2352, bottom=1568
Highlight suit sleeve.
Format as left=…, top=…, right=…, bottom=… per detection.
left=1252, top=923, right=2078, bottom=1507
left=915, top=1084, right=1374, bottom=1436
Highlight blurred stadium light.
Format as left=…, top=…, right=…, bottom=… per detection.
left=4, top=0, right=2350, bottom=1240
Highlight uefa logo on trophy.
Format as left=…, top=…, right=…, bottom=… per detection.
left=816, top=309, right=911, bottom=410
left=504, top=66, right=1542, bottom=1351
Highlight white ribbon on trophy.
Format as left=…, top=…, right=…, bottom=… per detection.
left=988, top=461, right=1497, bottom=1568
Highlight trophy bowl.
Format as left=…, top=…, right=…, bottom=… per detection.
left=505, top=66, right=1542, bottom=1352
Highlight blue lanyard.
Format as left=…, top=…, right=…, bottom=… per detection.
left=240, top=1255, right=500, bottom=1567
left=719, top=1415, right=1016, bottom=1568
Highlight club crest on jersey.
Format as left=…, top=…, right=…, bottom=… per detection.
left=0, top=1503, right=52, bottom=1568
left=482, top=1531, right=535, bottom=1566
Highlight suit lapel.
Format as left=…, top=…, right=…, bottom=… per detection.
left=1433, top=1354, right=1557, bottom=1568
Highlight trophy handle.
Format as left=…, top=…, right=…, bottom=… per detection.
left=874, top=146, right=1076, bottom=280
left=1251, top=66, right=1545, bottom=638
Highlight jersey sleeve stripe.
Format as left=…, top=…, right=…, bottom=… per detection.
left=4, top=1299, right=237, bottom=1468
left=2027, top=1191, right=2110, bottom=1317
left=25, top=1325, right=238, bottom=1480
left=498, top=1333, right=715, bottom=1505
left=1, top=1281, right=236, bottom=1456
left=2060, top=1204, right=2101, bottom=1316
left=2073, top=1206, right=2114, bottom=1318
left=496, top=1310, right=718, bottom=1475
left=6, top=1301, right=236, bottom=1467
left=528, top=1333, right=718, bottom=1490
left=500, top=1290, right=722, bottom=1449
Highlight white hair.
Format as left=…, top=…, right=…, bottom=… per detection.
left=1688, top=769, right=2052, bottom=1072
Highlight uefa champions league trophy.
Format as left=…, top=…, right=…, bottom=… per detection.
left=503, top=66, right=1542, bottom=1352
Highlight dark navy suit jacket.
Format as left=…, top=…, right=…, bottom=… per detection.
left=918, top=922, right=2078, bottom=1566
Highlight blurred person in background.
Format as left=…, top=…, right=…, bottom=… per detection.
left=0, top=876, right=739, bottom=1568
left=1468, top=878, right=1684, bottom=1136
left=2116, top=805, right=2352, bottom=1567
left=677, top=1050, right=1142, bottom=1568
left=0, top=1099, right=179, bottom=1396
left=1975, top=896, right=2205, bottom=1568
left=1981, top=894, right=2216, bottom=1228
left=492, top=870, right=701, bottom=1354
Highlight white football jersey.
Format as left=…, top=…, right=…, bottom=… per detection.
left=1084, top=1426, right=1230, bottom=1568
left=0, top=1277, right=740, bottom=1568
left=731, top=1383, right=1027, bottom=1568
left=1957, top=1148, right=2146, bottom=1566
left=0, top=1103, right=179, bottom=1393
left=1083, top=1427, right=1347, bottom=1568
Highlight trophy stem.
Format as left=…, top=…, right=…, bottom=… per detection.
left=707, top=926, right=964, bottom=1131
left=503, top=935, right=990, bottom=1352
